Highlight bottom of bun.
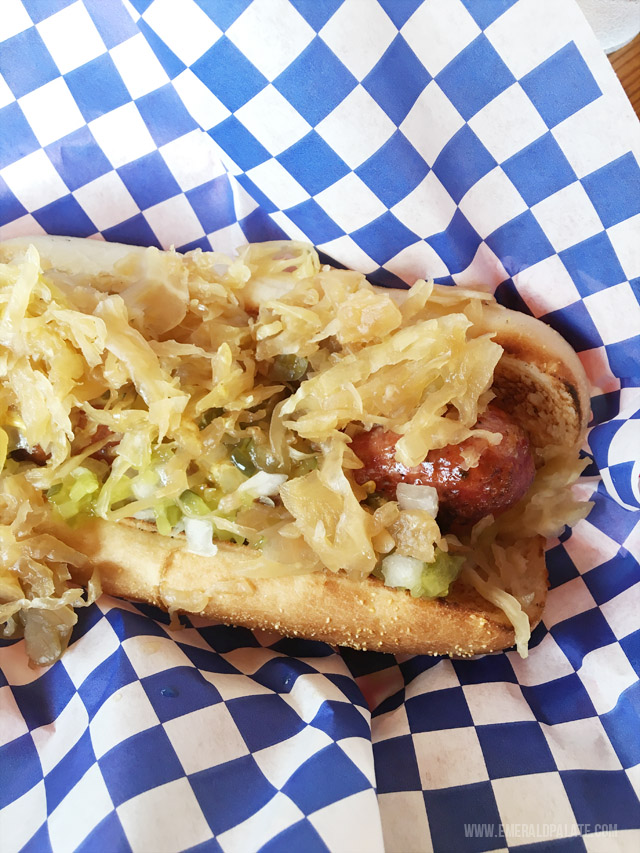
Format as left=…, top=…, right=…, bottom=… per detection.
left=40, top=515, right=547, bottom=657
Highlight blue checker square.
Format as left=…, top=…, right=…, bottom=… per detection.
left=562, top=770, right=640, bottom=830
left=236, top=173, right=279, bottom=213
left=20, top=822, right=53, bottom=853
left=560, top=231, right=627, bottom=296
left=0, top=28, right=59, bottom=99
left=261, top=819, right=328, bottom=853
left=427, top=210, right=483, bottom=274
left=436, top=34, right=516, bottom=121
left=252, top=656, right=316, bottom=694
left=278, top=131, right=350, bottom=196
left=177, top=235, right=212, bottom=253
left=0, top=733, right=42, bottom=811
left=502, top=133, right=577, bottom=207
left=21, top=0, right=74, bottom=22
left=520, top=42, right=602, bottom=128
left=351, top=212, right=419, bottom=265
left=281, top=744, right=371, bottom=814
left=356, top=130, right=429, bottom=208
left=584, top=550, right=637, bottom=606
left=542, top=301, right=603, bottom=353
left=75, top=812, right=131, bottom=853
left=622, top=630, right=640, bottom=678
left=194, top=0, right=253, bottom=30
left=274, top=37, right=357, bottom=127
left=65, top=54, right=131, bottom=123
left=106, top=605, right=169, bottom=642
left=373, top=735, right=421, bottom=793
left=187, top=175, right=241, bottom=233
left=522, top=675, right=596, bottom=725
left=454, top=652, right=516, bottom=685
left=406, top=686, right=473, bottom=732
left=545, top=543, right=580, bottom=588
left=77, top=646, right=138, bottom=718
left=432, top=125, right=496, bottom=203
left=142, top=666, right=221, bottom=723
left=285, top=198, right=345, bottom=245
left=461, top=0, right=519, bottom=29
left=486, top=210, right=555, bottom=275
left=477, top=722, right=556, bottom=778
left=310, top=700, right=371, bottom=741
left=33, top=195, right=96, bottom=238
left=176, top=642, right=239, bottom=675
left=0, top=176, right=27, bottom=226
left=0, top=102, right=40, bottom=170
left=514, top=840, right=587, bottom=853
left=240, top=207, right=289, bottom=243
left=83, top=0, right=139, bottom=49
left=582, top=152, right=640, bottom=229
left=191, top=755, right=276, bottom=836
left=209, top=116, right=270, bottom=171
left=119, top=150, right=181, bottom=209
left=226, top=694, right=305, bottom=752
left=45, top=126, right=112, bottom=192
left=99, top=726, right=183, bottom=807
left=289, top=0, right=344, bottom=30
left=424, top=782, right=502, bottom=853
left=607, top=461, right=640, bottom=508
left=12, top=663, right=75, bottom=730
left=191, top=38, right=268, bottom=113
left=584, top=484, right=640, bottom=545
left=608, top=334, right=640, bottom=379
left=601, top=681, right=640, bottom=768
left=43, top=730, right=96, bottom=813
left=136, top=85, right=198, bottom=147
left=137, top=18, right=186, bottom=79
left=363, top=35, right=431, bottom=125
left=103, top=213, right=162, bottom=249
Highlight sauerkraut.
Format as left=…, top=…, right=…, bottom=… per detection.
left=0, top=240, right=591, bottom=661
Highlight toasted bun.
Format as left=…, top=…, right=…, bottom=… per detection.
left=2, top=236, right=589, bottom=656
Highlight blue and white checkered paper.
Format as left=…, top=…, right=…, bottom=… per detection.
left=1, top=0, right=639, bottom=850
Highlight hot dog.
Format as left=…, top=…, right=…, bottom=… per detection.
left=0, top=236, right=592, bottom=663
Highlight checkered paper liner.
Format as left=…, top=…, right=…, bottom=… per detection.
left=0, top=0, right=639, bottom=851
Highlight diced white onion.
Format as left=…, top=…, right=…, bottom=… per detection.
left=396, top=483, right=439, bottom=517
left=132, top=478, right=158, bottom=499
left=237, top=471, right=287, bottom=497
left=132, top=508, right=156, bottom=521
left=380, top=553, right=423, bottom=590
left=184, top=517, right=218, bottom=557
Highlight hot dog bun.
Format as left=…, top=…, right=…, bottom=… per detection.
left=0, top=236, right=590, bottom=657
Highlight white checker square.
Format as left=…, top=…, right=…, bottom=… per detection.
left=218, top=792, right=304, bottom=853
left=36, top=0, right=106, bottom=74
left=284, top=674, right=356, bottom=724
left=32, top=693, right=88, bottom=775
left=61, top=615, right=120, bottom=688
left=386, top=239, right=451, bottom=282
left=222, top=646, right=283, bottom=676
left=317, top=234, right=378, bottom=274
left=404, top=659, right=459, bottom=701
left=414, top=727, right=488, bottom=790
left=202, top=671, right=273, bottom=702
left=400, top=81, right=465, bottom=167
left=0, top=781, right=46, bottom=853
left=0, top=149, right=68, bottom=210
left=625, top=520, right=640, bottom=563
left=117, top=779, right=213, bottom=853
left=229, top=174, right=259, bottom=219
left=235, top=85, right=311, bottom=156
left=18, top=77, right=84, bottom=147
left=486, top=0, right=586, bottom=79
left=542, top=577, right=597, bottom=629
left=164, top=704, right=249, bottom=774
left=48, top=764, right=113, bottom=853
left=160, top=130, right=226, bottom=192
left=392, top=171, right=456, bottom=239
left=172, top=69, right=231, bottom=131
left=579, top=347, right=620, bottom=396
left=90, top=681, right=159, bottom=760
left=578, top=644, right=637, bottom=715
left=542, top=717, right=622, bottom=772
left=143, top=0, right=222, bottom=66
left=110, top=33, right=170, bottom=100
left=513, top=254, right=581, bottom=318
left=309, top=790, right=384, bottom=853
left=508, top=633, right=575, bottom=686
left=531, top=182, right=604, bottom=253
left=493, top=773, right=577, bottom=846
left=316, top=172, right=386, bottom=233
left=563, top=519, right=622, bottom=574
left=74, top=171, right=139, bottom=231
left=585, top=282, right=640, bottom=346
left=121, top=634, right=194, bottom=680
left=468, top=83, right=548, bottom=163
left=378, top=792, right=432, bottom=853
left=269, top=210, right=310, bottom=242
left=451, top=241, right=509, bottom=289
left=371, top=704, right=410, bottom=745
left=316, top=85, right=395, bottom=170
left=89, top=102, right=156, bottom=169
left=227, top=0, right=314, bottom=81
left=254, top=728, right=332, bottom=789
left=357, top=665, right=405, bottom=711
left=459, top=167, right=528, bottom=240
left=207, top=222, right=252, bottom=257
left=0, top=685, right=28, bottom=747
left=144, top=194, right=205, bottom=248
left=320, top=0, right=396, bottom=80
left=0, top=73, right=16, bottom=110
left=339, top=738, right=377, bottom=787
left=464, top=682, right=536, bottom=725
left=0, top=0, right=33, bottom=42
left=607, top=214, right=640, bottom=281
left=402, top=0, right=481, bottom=77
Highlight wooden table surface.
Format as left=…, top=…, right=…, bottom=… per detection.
left=609, top=33, right=640, bottom=116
